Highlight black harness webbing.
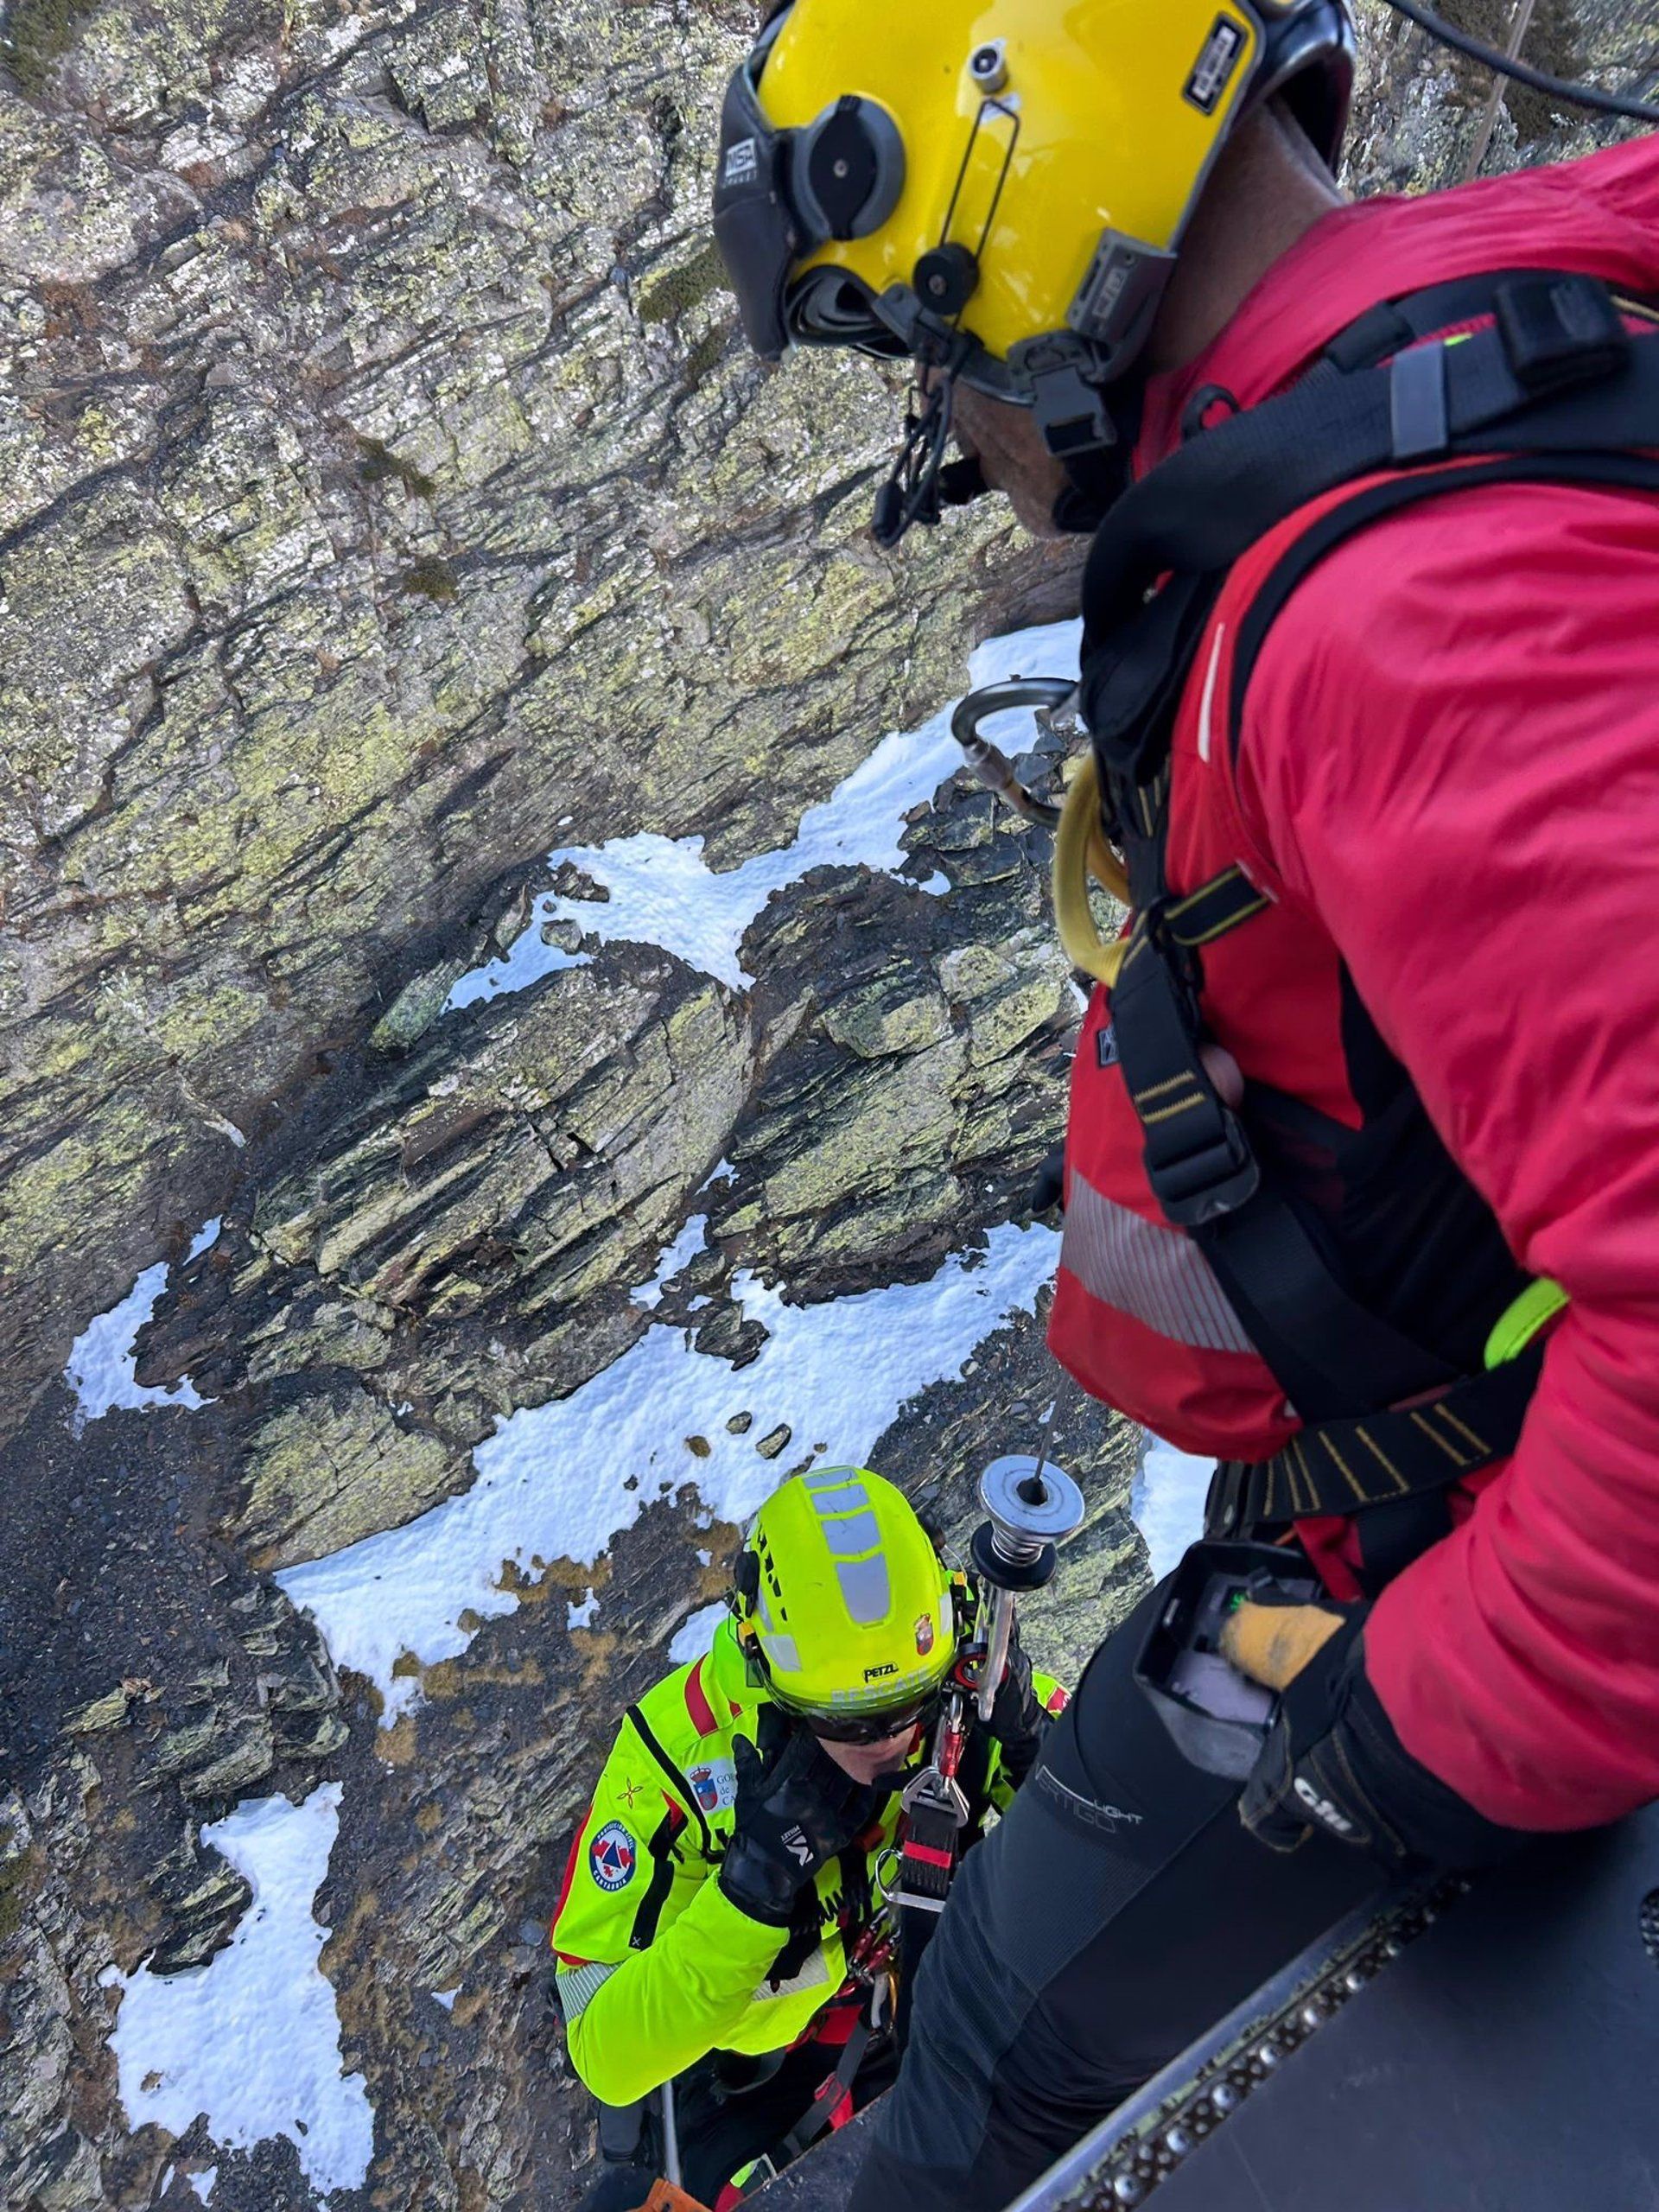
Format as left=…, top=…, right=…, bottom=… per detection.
left=1204, top=1348, right=1545, bottom=1537
left=1076, top=270, right=1659, bottom=1586
left=775, top=2001, right=878, bottom=2163
left=1081, top=272, right=1652, bottom=644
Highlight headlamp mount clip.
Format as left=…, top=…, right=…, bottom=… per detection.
left=730, top=1546, right=761, bottom=1620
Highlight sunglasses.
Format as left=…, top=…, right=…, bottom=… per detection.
left=796, top=1693, right=942, bottom=1747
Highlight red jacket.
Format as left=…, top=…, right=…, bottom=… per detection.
left=1052, top=136, right=1659, bottom=1833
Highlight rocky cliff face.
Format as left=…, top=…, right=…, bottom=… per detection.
left=0, top=0, right=1643, bottom=2207
left=0, top=0, right=1088, bottom=1439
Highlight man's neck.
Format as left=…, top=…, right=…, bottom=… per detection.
left=1143, top=105, right=1348, bottom=377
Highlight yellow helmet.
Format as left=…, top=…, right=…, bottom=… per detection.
left=712, top=0, right=1352, bottom=534
left=732, top=1468, right=957, bottom=1735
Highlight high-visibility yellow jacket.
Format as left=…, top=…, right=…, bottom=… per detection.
left=551, top=1616, right=1064, bottom=2107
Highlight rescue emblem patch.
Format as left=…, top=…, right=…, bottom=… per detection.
left=914, top=1613, right=935, bottom=1656
left=588, top=1820, right=637, bottom=1891
left=687, top=1759, right=737, bottom=1815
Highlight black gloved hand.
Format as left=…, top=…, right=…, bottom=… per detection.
left=718, top=1726, right=881, bottom=1927
left=982, top=1615, right=1050, bottom=1790
left=1233, top=1602, right=1523, bottom=1870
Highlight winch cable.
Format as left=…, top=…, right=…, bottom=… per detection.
left=1381, top=0, right=1659, bottom=126
left=887, top=1400, right=1086, bottom=2037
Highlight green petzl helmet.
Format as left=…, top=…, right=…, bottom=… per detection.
left=734, top=1468, right=957, bottom=1721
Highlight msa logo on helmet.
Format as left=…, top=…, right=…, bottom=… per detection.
left=1294, top=1776, right=1356, bottom=1837
left=588, top=1820, right=637, bottom=1892
left=863, top=1662, right=899, bottom=1683
left=1183, top=16, right=1246, bottom=116
left=723, top=137, right=760, bottom=187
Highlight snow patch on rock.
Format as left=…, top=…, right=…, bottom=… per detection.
left=63, top=1217, right=220, bottom=1428
left=445, top=618, right=1082, bottom=1006
left=280, top=1222, right=1059, bottom=1720
left=630, top=1213, right=708, bottom=1309
left=102, top=1784, right=374, bottom=2196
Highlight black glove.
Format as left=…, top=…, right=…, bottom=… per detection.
left=1236, top=1605, right=1524, bottom=1871
left=982, top=1615, right=1049, bottom=1790
left=718, top=1726, right=881, bottom=1927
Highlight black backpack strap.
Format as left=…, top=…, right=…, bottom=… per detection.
left=1083, top=273, right=1656, bottom=841
left=1082, top=271, right=1651, bottom=651
left=1109, top=888, right=1463, bottom=1421
left=1312, top=266, right=1586, bottom=375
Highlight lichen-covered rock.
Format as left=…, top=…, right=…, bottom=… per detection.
left=0, top=0, right=1053, bottom=1441
left=1344, top=0, right=1643, bottom=194
left=238, top=1392, right=465, bottom=1568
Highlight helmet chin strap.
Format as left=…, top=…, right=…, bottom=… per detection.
left=873, top=370, right=1142, bottom=545
left=872, top=372, right=959, bottom=548
left=1049, top=397, right=1140, bottom=532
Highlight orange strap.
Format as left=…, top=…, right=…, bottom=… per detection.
left=641, top=2181, right=714, bottom=2212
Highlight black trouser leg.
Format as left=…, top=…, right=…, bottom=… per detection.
left=848, top=1580, right=1387, bottom=2212
left=677, top=2037, right=896, bottom=2204
left=581, top=2035, right=898, bottom=2209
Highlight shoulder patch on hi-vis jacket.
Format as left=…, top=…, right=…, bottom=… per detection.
left=588, top=1820, right=637, bottom=1891
left=686, top=1758, right=738, bottom=1815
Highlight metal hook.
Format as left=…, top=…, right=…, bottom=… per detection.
left=950, top=676, right=1081, bottom=827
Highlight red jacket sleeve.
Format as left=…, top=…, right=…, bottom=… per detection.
left=1237, top=476, right=1659, bottom=1830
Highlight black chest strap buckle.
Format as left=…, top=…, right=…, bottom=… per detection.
left=1494, top=273, right=1630, bottom=396
left=1112, top=916, right=1261, bottom=1227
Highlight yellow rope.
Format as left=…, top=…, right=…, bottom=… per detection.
left=1052, top=751, right=1131, bottom=985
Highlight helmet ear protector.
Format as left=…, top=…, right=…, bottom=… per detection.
left=713, top=17, right=906, bottom=362
left=728, top=1542, right=764, bottom=1669
left=732, top=1545, right=761, bottom=1611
